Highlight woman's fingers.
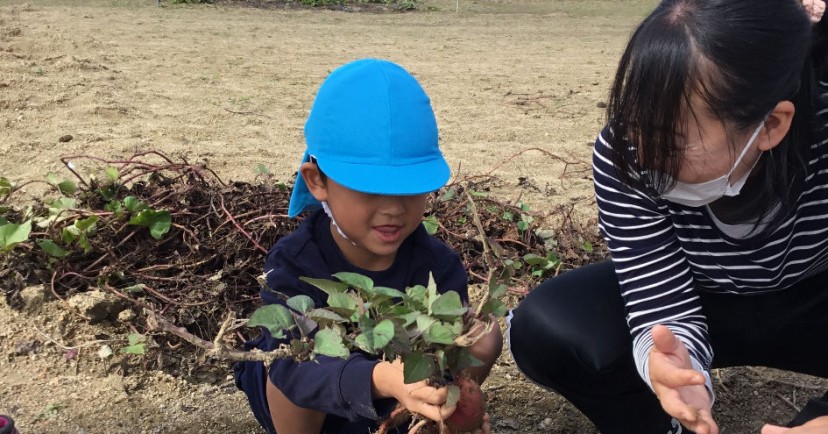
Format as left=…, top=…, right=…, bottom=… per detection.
left=652, top=363, right=706, bottom=388
left=652, top=324, right=684, bottom=355
left=761, top=425, right=790, bottom=434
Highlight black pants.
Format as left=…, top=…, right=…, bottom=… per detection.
left=507, top=261, right=828, bottom=434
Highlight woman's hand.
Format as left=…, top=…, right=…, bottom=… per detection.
left=649, top=325, right=719, bottom=434
left=373, top=359, right=456, bottom=423
left=802, top=0, right=826, bottom=23
left=761, top=416, right=828, bottom=433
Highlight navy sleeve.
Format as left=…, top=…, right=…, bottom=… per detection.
left=435, top=248, right=469, bottom=303
left=261, top=245, right=391, bottom=421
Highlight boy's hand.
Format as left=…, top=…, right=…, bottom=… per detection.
left=464, top=314, right=504, bottom=384
left=438, top=412, right=492, bottom=434
left=373, top=359, right=456, bottom=423
left=649, top=325, right=718, bottom=434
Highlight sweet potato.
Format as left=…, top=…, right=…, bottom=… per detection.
left=445, top=375, right=484, bottom=433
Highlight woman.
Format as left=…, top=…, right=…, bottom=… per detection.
left=507, top=0, right=828, bottom=433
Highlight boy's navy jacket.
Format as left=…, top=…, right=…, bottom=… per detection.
left=257, top=209, right=469, bottom=422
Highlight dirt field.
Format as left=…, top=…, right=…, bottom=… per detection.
left=2, top=0, right=827, bottom=433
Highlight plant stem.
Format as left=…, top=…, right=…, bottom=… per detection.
left=464, top=189, right=498, bottom=318
left=146, top=311, right=297, bottom=364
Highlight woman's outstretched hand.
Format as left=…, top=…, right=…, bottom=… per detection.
left=761, top=416, right=828, bottom=433
left=649, top=325, right=720, bottom=434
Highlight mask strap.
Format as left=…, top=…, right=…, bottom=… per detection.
left=728, top=121, right=765, bottom=178
left=321, top=201, right=357, bottom=246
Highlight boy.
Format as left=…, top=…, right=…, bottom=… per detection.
left=234, top=59, right=502, bottom=434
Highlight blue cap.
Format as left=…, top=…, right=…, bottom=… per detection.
left=287, top=58, right=450, bottom=218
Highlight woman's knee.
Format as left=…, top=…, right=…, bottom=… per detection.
left=507, top=262, right=631, bottom=381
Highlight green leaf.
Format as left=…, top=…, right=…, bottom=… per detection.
left=333, top=272, right=374, bottom=292
left=37, top=239, right=68, bottom=258
left=372, top=319, right=395, bottom=350
left=254, top=164, right=271, bottom=176
left=354, top=333, right=374, bottom=353
left=293, top=313, right=318, bottom=337
left=313, top=328, right=349, bottom=359
left=481, top=299, right=508, bottom=317
left=121, top=333, right=147, bottom=355
left=426, top=273, right=439, bottom=312
left=470, top=190, right=488, bottom=198
left=446, top=384, right=461, bottom=407
left=405, top=285, right=428, bottom=310
left=286, top=295, right=315, bottom=314
left=523, top=253, right=547, bottom=266
left=415, top=315, right=438, bottom=335
left=439, top=187, right=456, bottom=202
left=436, top=349, right=447, bottom=377
left=123, top=196, right=146, bottom=213
left=299, top=276, right=349, bottom=295
left=327, top=292, right=357, bottom=317
left=128, top=209, right=171, bottom=239
left=53, top=197, right=77, bottom=209
left=397, top=310, right=421, bottom=328
left=122, top=344, right=146, bottom=355
left=57, top=180, right=76, bottom=196
left=78, top=233, right=91, bottom=253
left=449, top=348, right=484, bottom=374
left=75, top=215, right=99, bottom=232
left=502, top=211, right=514, bottom=222
left=429, top=291, right=467, bottom=319
left=403, top=351, right=436, bottom=384
left=0, top=177, right=13, bottom=198
left=123, top=284, right=146, bottom=293
left=422, top=215, right=439, bottom=236
left=489, top=282, right=508, bottom=299
left=248, top=304, right=294, bottom=339
left=516, top=221, right=529, bottom=232
left=105, top=167, right=119, bottom=182
left=546, top=252, right=561, bottom=267
left=582, top=240, right=594, bottom=253
left=370, top=286, right=405, bottom=299
left=104, top=200, right=123, bottom=213
left=0, top=219, right=31, bottom=250
left=423, top=322, right=457, bottom=345
left=306, top=308, right=346, bottom=323
left=62, top=226, right=79, bottom=244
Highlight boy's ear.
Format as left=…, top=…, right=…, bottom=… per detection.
left=299, top=162, right=328, bottom=202
left=757, top=100, right=795, bottom=152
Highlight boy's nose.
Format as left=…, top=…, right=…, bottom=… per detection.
left=378, top=195, right=406, bottom=215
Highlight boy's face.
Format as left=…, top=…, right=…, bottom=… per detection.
left=301, top=163, right=429, bottom=271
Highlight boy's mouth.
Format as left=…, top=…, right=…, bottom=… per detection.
left=373, top=225, right=402, bottom=243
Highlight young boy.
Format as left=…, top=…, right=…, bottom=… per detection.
left=234, top=59, right=502, bottom=434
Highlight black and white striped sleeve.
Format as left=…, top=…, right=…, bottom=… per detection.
left=593, top=127, right=714, bottom=393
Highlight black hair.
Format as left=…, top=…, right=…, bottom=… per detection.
left=607, top=0, right=827, bottom=233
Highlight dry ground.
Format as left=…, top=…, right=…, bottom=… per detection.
left=1, top=0, right=827, bottom=433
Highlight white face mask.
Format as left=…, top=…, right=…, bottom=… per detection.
left=659, top=121, right=765, bottom=207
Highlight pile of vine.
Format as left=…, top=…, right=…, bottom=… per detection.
left=0, top=151, right=606, bottom=349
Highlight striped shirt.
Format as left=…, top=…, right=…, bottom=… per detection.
left=593, top=83, right=828, bottom=388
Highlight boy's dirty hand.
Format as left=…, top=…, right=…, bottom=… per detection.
left=439, top=412, right=492, bottom=434
left=372, top=359, right=456, bottom=423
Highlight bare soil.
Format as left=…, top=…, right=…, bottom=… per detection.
left=1, top=1, right=827, bottom=433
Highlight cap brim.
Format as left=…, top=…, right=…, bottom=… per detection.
left=319, top=156, right=450, bottom=196
left=287, top=151, right=322, bottom=218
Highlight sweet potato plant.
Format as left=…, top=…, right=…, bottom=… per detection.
left=247, top=271, right=508, bottom=432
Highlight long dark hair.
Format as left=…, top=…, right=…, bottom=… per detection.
left=607, top=0, right=827, bottom=231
